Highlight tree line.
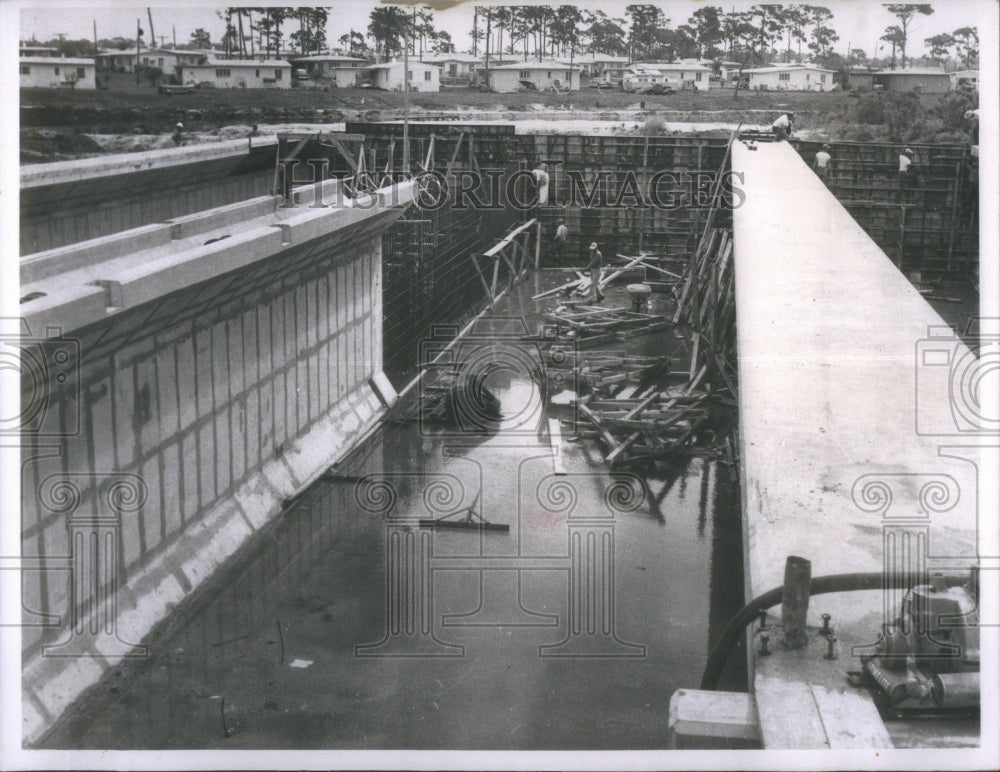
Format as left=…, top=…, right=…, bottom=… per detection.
left=24, top=3, right=979, bottom=71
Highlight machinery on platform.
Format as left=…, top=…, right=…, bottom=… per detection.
left=851, top=569, right=980, bottom=714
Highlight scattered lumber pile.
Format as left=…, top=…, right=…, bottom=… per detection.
left=531, top=252, right=684, bottom=302
left=543, top=350, right=670, bottom=398
left=540, top=303, right=672, bottom=347
left=572, top=382, right=722, bottom=469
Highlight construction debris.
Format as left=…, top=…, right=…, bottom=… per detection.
left=531, top=133, right=742, bottom=474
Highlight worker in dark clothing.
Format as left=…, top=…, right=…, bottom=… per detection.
left=771, top=112, right=793, bottom=140
left=171, top=122, right=184, bottom=145
left=586, top=242, right=604, bottom=302
left=554, top=218, right=568, bottom=262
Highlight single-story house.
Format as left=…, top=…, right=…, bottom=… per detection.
left=558, top=53, right=630, bottom=78
left=950, top=69, right=978, bottom=90
left=178, top=59, right=293, bottom=88
left=623, top=62, right=712, bottom=91
left=364, top=61, right=440, bottom=92
left=19, top=57, right=96, bottom=88
left=872, top=67, right=951, bottom=94
left=137, top=48, right=209, bottom=76
left=96, top=50, right=139, bottom=72
left=845, top=68, right=876, bottom=91
left=741, top=63, right=836, bottom=91
left=717, top=61, right=743, bottom=83
left=292, top=54, right=367, bottom=86
left=421, top=52, right=482, bottom=82
left=484, top=61, right=580, bottom=92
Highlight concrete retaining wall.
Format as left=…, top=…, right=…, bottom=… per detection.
left=20, top=138, right=278, bottom=254
left=19, top=201, right=401, bottom=744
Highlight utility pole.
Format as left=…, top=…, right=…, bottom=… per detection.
left=147, top=8, right=156, bottom=52
left=402, top=20, right=410, bottom=171
left=136, top=20, right=142, bottom=84
left=173, top=25, right=176, bottom=48
left=93, top=20, right=98, bottom=57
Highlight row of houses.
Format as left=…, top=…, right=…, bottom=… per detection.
left=18, top=41, right=977, bottom=94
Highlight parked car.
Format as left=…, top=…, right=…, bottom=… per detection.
left=293, top=68, right=311, bottom=81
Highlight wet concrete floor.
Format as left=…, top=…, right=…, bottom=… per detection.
left=39, top=272, right=745, bottom=750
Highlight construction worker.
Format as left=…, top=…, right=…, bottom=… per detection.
left=898, top=147, right=914, bottom=198
left=171, top=122, right=184, bottom=145
left=586, top=242, right=604, bottom=302
left=532, top=162, right=550, bottom=208
left=554, top=218, right=569, bottom=262
left=771, top=112, right=793, bottom=140
left=813, top=143, right=832, bottom=181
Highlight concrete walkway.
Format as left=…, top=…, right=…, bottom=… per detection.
left=731, top=140, right=985, bottom=748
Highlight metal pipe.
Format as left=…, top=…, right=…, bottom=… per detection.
left=932, top=672, right=979, bottom=708
left=699, top=570, right=970, bottom=691
left=781, top=555, right=811, bottom=649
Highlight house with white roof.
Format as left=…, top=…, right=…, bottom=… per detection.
left=483, top=60, right=580, bottom=92
left=178, top=59, right=293, bottom=88
left=558, top=52, right=630, bottom=79
left=19, top=44, right=59, bottom=57
left=741, top=63, right=836, bottom=91
left=364, top=61, right=440, bottom=91
left=623, top=61, right=712, bottom=91
left=137, top=48, right=210, bottom=77
left=96, top=50, right=139, bottom=72
left=291, top=54, right=367, bottom=86
left=20, top=57, right=96, bottom=89
left=420, top=52, right=482, bottom=82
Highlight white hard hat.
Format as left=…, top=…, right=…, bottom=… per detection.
left=589, top=242, right=598, bottom=250
left=176, top=122, right=184, bottom=128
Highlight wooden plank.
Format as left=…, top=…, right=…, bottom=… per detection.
left=578, top=403, right=619, bottom=449
left=490, top=252, right=501, bottom=297
left=535, top=219, right=542, bottom=269
left=754, top=678, right=830, bottom=749
left=548, top=418, right=566, bottom=475
left=808, top=684, right=893, bottom=749
left=598, top=253, right=647, bottom=290
left=470, top=254, right=493, bottom=300
left=688, top=332, right=700, bottom=381
left=483, top=218, right=540, bottom=258
left=532, top=278, right=585, bottom=300
left=685, top=364, right=709, bottom=395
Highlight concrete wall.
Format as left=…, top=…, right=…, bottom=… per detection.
left=19, top=197, right=402, bottom=744
left=20, top=139, right=278, bottom=254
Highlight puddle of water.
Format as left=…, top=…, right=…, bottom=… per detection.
left=39, top=275, right=745, bottom=750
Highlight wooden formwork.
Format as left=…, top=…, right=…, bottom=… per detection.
left=792, top=139, right=975, bottom=275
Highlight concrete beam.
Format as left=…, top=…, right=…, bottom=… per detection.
left=731, top=140, right=981, bottom=748
left=19, top=180, right=415, bottom=335
left=19, top=136, right=279, bottom=189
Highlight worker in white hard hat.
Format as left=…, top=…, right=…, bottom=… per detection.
left=172, top=121, right=185, bottom=146
left=898, top=147, right=915, bottom=199
left=586, top=242, right=604, bottom=302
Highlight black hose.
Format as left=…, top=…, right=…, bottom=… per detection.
left=700, top=570, right=969, bottom=691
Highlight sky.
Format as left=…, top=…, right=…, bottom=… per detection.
left=16, top=0, right=984, bottom=60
